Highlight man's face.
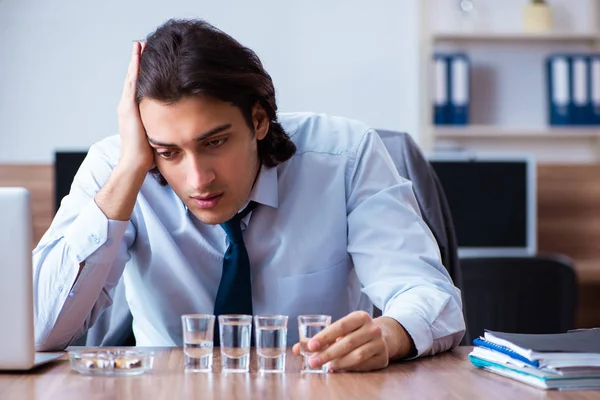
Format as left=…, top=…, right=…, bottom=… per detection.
left=139, top=95, right=268, bottom=225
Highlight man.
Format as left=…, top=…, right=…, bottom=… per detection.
left=34, top=19, right=465, bottom=372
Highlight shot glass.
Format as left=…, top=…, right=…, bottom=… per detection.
left=298, top=314, right=331, bottom=373
left=181, top=314, right=215, bottom=372
left=218, top=314, right=252, bottom=372
left=254, top=315, right=288, bottom=373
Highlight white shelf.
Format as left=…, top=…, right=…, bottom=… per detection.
left=433, top=31, right=600, bottom=43
left=435, top=126, right=600, bottom=139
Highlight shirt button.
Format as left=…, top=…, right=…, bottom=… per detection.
left=68, top=291, right=75, bottom=298
left=90, top=234, right=100, bottom=244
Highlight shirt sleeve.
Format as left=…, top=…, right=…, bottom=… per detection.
left=345, top=129, right=466, bottom=357
left=33, top=142, right=136, bottom=351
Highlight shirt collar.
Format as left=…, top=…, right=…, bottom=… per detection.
left=182, top=164, right=279, bottom=214
left=236, top=165, right=278, bottom=229
left=247, top=165, right=279, bottom=210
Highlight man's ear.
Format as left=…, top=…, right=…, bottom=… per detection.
left=252, top=103, right=269, bottom=140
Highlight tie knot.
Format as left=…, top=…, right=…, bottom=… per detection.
left=221, top=214, right=243, bottom=243
left=220, top=201, right=257, bottom=243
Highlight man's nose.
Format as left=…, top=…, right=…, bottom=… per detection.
left=187, top=157, right=216, bottom=188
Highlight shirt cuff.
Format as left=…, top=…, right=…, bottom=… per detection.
left=64, top=199, right=129, bottom=263
left=383, top=307, right=433, bottom=359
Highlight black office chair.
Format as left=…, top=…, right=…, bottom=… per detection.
left=54, top=151, right=89, bottom=212
left=460, top=255, right=577, bottom=342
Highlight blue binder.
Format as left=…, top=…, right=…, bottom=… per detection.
left=433, top=54, right=450, bottom=125
left=448, top=53, right=470, bottom=125
left=546, top=54, right=572, bottom=125
left=589, top=54, right=600, bottom=125
left=571, top=54, right=591, bottom=125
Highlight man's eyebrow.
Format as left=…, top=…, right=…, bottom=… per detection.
left=147, top=124, right=232, bottom=147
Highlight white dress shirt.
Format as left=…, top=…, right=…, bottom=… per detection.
left=33, top=112, right=465, bottom=355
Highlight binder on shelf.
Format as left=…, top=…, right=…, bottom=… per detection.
left=571, top=54, right=590, bottom=125
left=589, top=54, right=600, bottom=125
left=449, top=53, right=470, bottom=125
left=546, top=54, right=572, bottom=126
left=432, top=53, right=450, bottom=125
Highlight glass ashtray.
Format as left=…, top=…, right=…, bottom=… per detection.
left=68, top=349, right=154, bottom=376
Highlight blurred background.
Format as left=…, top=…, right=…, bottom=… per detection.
left=0, top=0, right=598, bottom=337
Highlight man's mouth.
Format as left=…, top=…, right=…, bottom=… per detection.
left=190, top=193, right=223, bottom=209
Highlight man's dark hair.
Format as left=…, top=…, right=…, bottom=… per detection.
left=137, top=18, right=296, bottom=185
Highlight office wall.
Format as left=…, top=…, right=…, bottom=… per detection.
left=0, top=0, right=422, bottom=163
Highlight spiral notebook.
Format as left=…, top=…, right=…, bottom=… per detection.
left=473, top=337, right=539, bottom=367
left=471, top=329, right=600, bottom=390
left=480, top=329, right=600, bottom=368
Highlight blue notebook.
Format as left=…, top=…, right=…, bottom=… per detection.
left=473, top=337, right=539, bottom=367
left=469, top=355, right=600, bottom=390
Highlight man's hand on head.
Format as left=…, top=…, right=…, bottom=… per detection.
left=291, top=311, right=416, bottom=372
left=117, top=40, right=154, bottom=173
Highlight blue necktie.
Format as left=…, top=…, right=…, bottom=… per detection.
left=213, top=201, right=257, bottom=345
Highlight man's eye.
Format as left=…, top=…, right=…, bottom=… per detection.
left=157, top=151, right=177, bottom=159
left=206, top=138, right=227, bottom=148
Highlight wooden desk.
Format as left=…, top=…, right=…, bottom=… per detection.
left=1, top=347, right=599, bottom=399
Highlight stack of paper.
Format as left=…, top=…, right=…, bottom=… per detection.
left=469, top=329, right=600, bottom=390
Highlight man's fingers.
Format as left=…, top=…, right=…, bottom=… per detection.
left=308, top=322, right=376, bottom=368
left=122, top=41, right=141, bottom=99
left=308, top=311, right=370, bottom=351
left=127, top=41, right=141, bottom=79
left=329, top=341, right=388, bottom=372
left=292, top=343, right=301, bottom=356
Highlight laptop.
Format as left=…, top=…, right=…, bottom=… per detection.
left=0, top=187, right=63, bottom=370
